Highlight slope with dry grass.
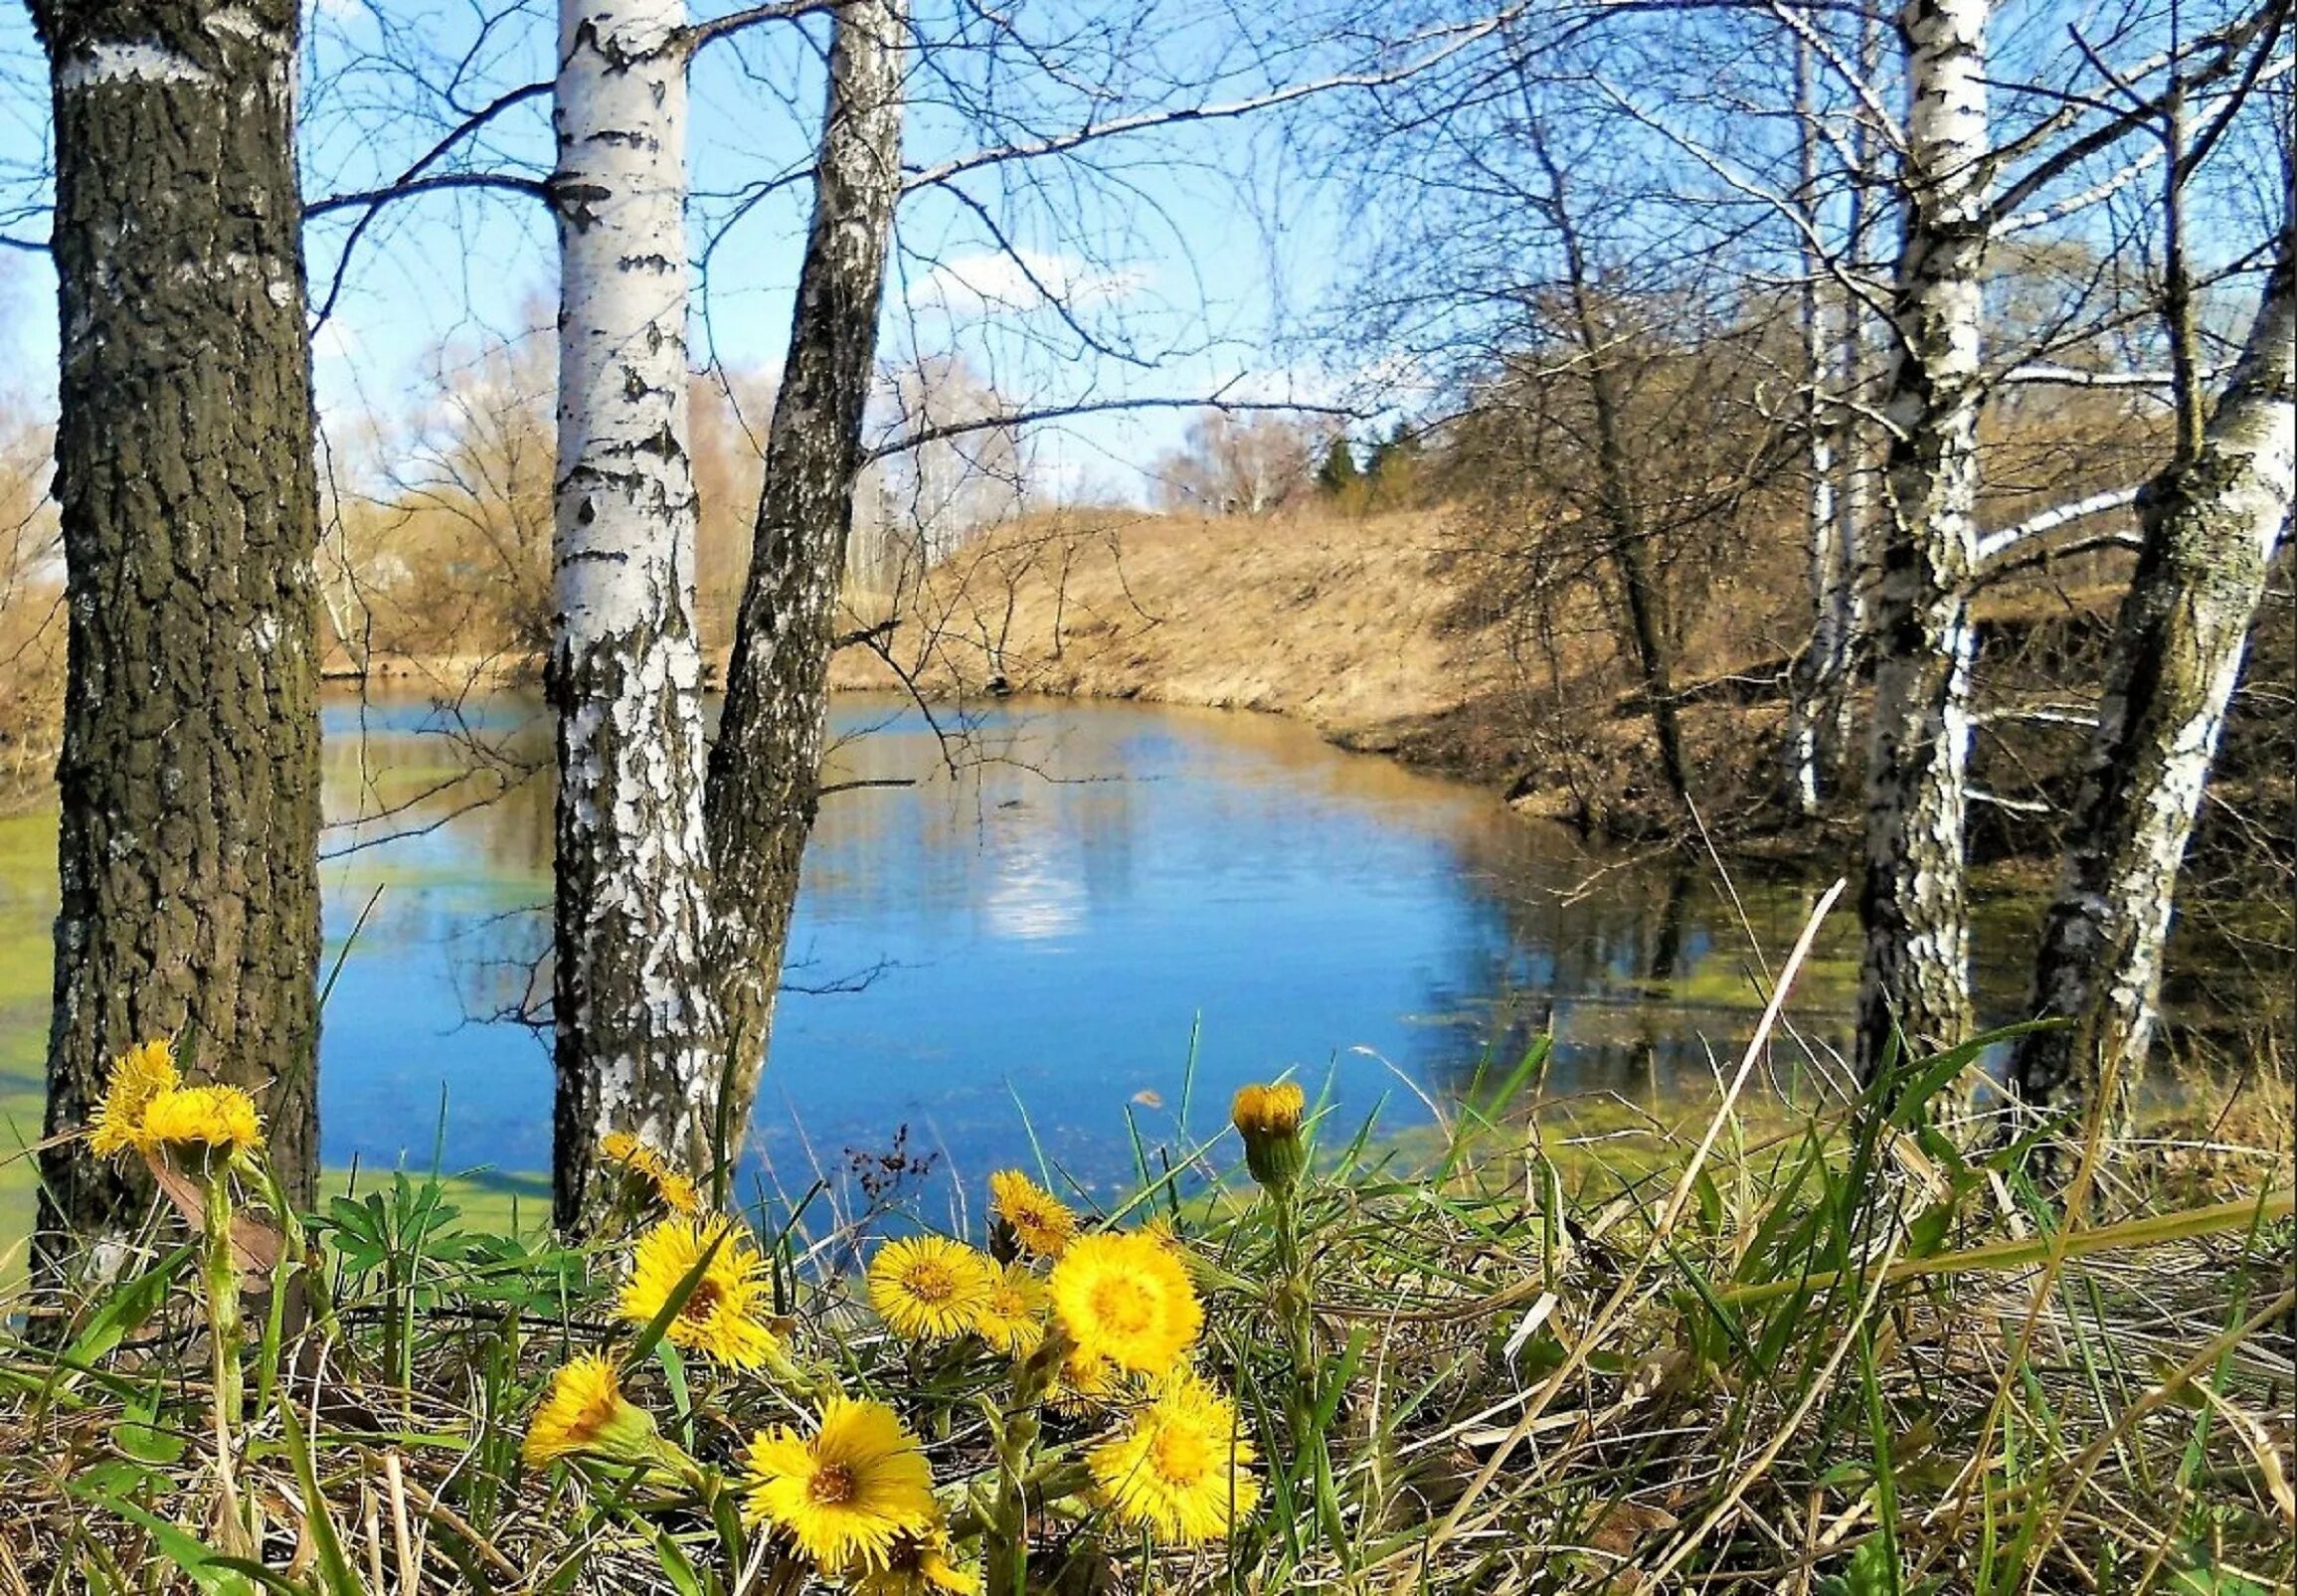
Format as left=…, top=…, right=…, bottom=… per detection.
left=827, top=507, right=1509, bottom=745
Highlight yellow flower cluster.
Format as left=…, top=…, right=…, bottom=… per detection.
left=530, top=1139, right=976, bottom=1584
left=87, top=1039, right=265, bottom=1166
left=523, top=1145, right=1260, bottom=1586
left=849, top=1172, right=1254, bottom=1544
left=858, top=1171, right=1081, bottom=1353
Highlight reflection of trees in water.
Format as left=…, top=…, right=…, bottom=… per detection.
left=319, top=688, right=555, bottom=877
left=1413, top=829, right=1857, bottom=1109
left=317, top=688, right=556, bottom=1034
left=451, top=907, right=554, bottom=1033
left=801, top=701, right=1150, bottom=938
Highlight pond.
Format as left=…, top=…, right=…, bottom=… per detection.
left=1, top=687, right=2056, bottom=1233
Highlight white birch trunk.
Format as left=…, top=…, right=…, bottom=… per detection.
left=1827, top=5, right=1884, bottom=770
left=2005, top=233, right=2295, bottom=1136
left=1855, top=0, right=1990, bottom=1078
left=548, top=0, right=720, bottom=1226
left=1784, top=33, right=1843, bottom=819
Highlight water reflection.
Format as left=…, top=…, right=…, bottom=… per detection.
left=306, top=688, right=1866, bottom=1204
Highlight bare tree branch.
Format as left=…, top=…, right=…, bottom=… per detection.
left=867, top=394, right=1350, bottom=461
left=681, top=0, right=836, bottom=55
left=1974, top=485, right=2144, bottom=569
left=901, top=7, right=1529, bottom=193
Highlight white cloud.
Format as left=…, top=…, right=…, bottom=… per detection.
left=912, top=250, right=1149, bottom=317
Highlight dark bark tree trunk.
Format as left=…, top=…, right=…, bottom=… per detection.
left=1538, top=134, right=1694, bottom=815
left=1609, top=511, right=1694, bottom=812
left=1855, top=0, right=1990, bottom=1079
left=2004, top=229, right=2295, bottom=1136
left=703, top=0, right=907, bottom=1128
left=546, top=0, right=723, bottom=1227
left=31, top=0, right=324, bottom=1258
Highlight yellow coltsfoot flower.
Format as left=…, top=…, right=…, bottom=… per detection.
left=521, top=1353, right=667, bottom=1469
left=868, top=1235, right=994, bottom=1341
left=845, top=1527, right=978, bottom=1596
left=741, top=1396, right=939, bottom=1571
left=1228, top=1080, right=1304, bottom=1141
left=601, top=1130, right=702, bottom=1216
left=618, top=1216, right=780, bottom=1369
left=1048, top=1231, right=1203, bottom=1376
left=1051, top=1347, right=1134, bottom=1416
left=88, top=1038, right=180, bottom=1157
left=969, top=1263, right=1048, bottom=1357
left=1088, top=1370, right=1260, bottom=1543
left=139, top=1083, right=265, bottom=1165
left=987, top=1168, right=1079, bottom=1257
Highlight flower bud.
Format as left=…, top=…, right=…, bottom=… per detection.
left=1230, top=1081, right=1307, bottom=1195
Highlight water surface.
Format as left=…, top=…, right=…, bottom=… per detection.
left=304, top=689, right=1871, bottom=1202
left=5, top=687, right=1892, bottom=1223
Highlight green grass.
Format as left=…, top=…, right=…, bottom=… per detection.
left=0, top=1013, right=2288, bottom=1594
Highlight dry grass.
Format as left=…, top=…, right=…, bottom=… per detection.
left=827, top=506, right=1509, bottom=741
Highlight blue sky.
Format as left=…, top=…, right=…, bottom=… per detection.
left=0, top=0, right=1375, bottom=499
left=4, top=0, right=2282, bottom=498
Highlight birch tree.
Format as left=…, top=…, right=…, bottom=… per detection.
left=1781, top=35, right=1846, bottom=821
left=1852, top=0, right=2282, bottom=1080
left=545, top=0, right=728, bottom=1222
left=2003, top=195, right=2294, bottom=1141
left=1853, top=0, right=1992, bottom=1076
left=1780, top=10, right=1884, bottom=818
left=30, top=0, right=326, bottom=1253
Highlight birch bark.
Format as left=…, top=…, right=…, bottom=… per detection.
left=1784, top=35, right=1844, bottom=819
left=547, top=0, right=721, bottom=1225
left=32, top=0, right=325, bottom=1260
left=705, top=0, right=909, bottom=1126
left=1827, top=8, right=1884, bottom=774
left=1855, top=0, right=1990, bottom=1078
left=2005, top=231, right=2295, bottom=1134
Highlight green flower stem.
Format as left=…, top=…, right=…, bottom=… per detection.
left=985, top=1336, right=1062, bottom=1596
left=1272, top=1187, right=1345, bottom=1551
left=201, top=1167, right=251, bottom=1557
left=253, top=1160, right=332, bottom=1420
